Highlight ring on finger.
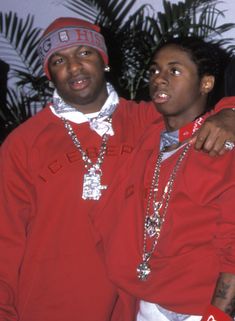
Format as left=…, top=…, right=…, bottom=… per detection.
left=224, top=140, right=235, bottom=151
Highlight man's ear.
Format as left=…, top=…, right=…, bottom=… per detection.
left=200, top=75, right=215, bottom=94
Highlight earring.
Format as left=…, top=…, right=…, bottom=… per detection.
left=104, top=65, right=110, bottom=72
left=203, top=83, right=211, bottom=93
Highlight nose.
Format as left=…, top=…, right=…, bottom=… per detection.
left=67, top=56, right=82, bottom=74
left=150, top=70, right=168, bottom=86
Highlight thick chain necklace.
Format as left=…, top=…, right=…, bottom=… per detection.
left=137, top=143, right=190, bottom=281
left=62, top=117, right=111, bottom=200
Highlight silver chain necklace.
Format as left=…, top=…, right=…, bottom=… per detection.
left=62, top=117, right=111, bottom=200
left=137, top=144, right=190, bottom=281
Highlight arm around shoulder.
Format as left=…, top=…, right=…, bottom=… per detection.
left=192, top=96, right=235, bottom=156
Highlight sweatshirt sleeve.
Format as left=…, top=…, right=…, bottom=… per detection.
left=214, top=152, right=235, bottom=273
left=0, top=132, right=34, bottom=320
left=213, top=96, right=235, bottom=112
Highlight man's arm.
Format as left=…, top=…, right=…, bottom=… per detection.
left=192, top=97, right=235, bottom=156
left=200, top=153, right=235, bottom=321
left=211, top=272, right=235, bottom=317
left=0, top=132, right=31, bottom=320
left=201, top=273, right=235, bottom=321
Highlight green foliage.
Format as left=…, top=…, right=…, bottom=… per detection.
left=64, top=0, right=235, bottom=99
left=0, top=12, right=52, bottom=143
left=0, top=88, right=31, bottom=143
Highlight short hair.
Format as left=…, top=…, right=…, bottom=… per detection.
left=153, top=36, right=232, bottom=111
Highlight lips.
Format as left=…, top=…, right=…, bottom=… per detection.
left=152, top=90, right=170, bottom=104
left=68, top=76, right=90, bottom=90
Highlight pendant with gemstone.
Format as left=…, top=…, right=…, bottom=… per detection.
left=145, top=215, right=161, bottom=237
left=137, top=261, right=151, bottom=281
left=82, top=167, right=107, bottom=200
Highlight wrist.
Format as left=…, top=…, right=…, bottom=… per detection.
left=201, top=304, right=232, bottom=321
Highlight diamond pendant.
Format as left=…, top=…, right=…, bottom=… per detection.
left=82, top=167, right=107, bottom=200
left=137, top=261, right=151, bottom=281
left=145, top=215, right=161, bottom=237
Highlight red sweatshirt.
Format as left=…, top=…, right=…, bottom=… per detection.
left=92, top=97, right=235, bottom=320
left=0, top=98, right=158, bottom=321
left=0, top=97, right=234, bottom=321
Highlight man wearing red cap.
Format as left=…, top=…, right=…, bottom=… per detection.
left=0, top=17, right=235, bottom=321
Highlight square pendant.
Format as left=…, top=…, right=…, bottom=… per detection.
left=137, top=261, right=151, bottom=281
left=82, top=170, right=107, bottom=200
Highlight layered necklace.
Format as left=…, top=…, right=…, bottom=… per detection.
left=62, top=117, right=111, bottom=200
left=137, top=143, right=190, bottom=281
left=51, top=83, right=119, bottom=200
left=136, top=115, right=207, bottom=280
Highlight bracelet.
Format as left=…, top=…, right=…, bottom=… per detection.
left=201, top=304, right=232, bottom=321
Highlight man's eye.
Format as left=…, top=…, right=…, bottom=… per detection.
left=171, top=68, right=181, bottom=75
left=80, top=50, right=90, bottom=57
left=52, top=57, right=64, bottom=65
left=148, top=67, right=160, bottom=76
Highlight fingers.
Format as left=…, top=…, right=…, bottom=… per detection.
left=193, top=127, right=210, bottom=152
left=192, top=124, right=234, bottom=157
left=206, top=135, right=228, bottom=157
left=189, top=109, right=235, bottom=157
left=193, top=126, right=218, bottom=153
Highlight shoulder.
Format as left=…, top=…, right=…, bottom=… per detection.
left=16, top=104, right=56, bottom=132
left=1, top=104, right=60, bottom=152
left=113, top=97, right=161, bottom=126
left=214, top=96, right=235, bottom=111
left=117, top=97, right=156, bottom=114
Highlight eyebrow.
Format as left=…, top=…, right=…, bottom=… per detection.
left=150, top=60, right=183, bottom=67
left=50, top=52, right=60, bottom=58
left=50, top=45, right=91, bottom=58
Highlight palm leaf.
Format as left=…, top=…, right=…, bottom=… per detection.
left=0, top=11, right=51, bottom=104
left=0, top=11, right=51, bottom=105
left=64, top=0, right=235, bottom=99
left=0, top=12, right=42, bottom=77
left=0, top=87, right=32, bottom=143
left=0, top=12, right=53, bottom=143
left=64, top=0, right=98, bottom=21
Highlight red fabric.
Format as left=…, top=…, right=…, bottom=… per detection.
left=0, top=98, right=157, bottom=321
left=92, top=97, right=235, bottom=320
left=201, top=305, right=232, bottom=321
left=43, top=17, right=101, bottom=34
left=212, top=96, right=235, bottom=112
left=0, top=96, right=234, bottom=321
